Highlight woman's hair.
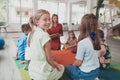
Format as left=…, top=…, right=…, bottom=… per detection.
left=78, top=13, right=101, bottom=50
left=28, top=9, right=50, bottom=47
left=52, top=14, right=58, bottom=24
left=21, top=23, right=31, bottom=33
left=98, top=29, right=104, bottom=39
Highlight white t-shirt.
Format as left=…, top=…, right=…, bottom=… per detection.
left=76, top=37, right=100, bottom=72
left=28, top=27, right=64, bottom=80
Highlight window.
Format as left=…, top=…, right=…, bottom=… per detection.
left=25, top=11, right=29, bottom=16
left=99, top=7, right=114, bottom=23
left=16, top=11, right=20, bottom=16
left=38, top=0, right=66, bottom=23
left=0, top=0, right=7, bottom=21
left=72, top=4, right=86, bottom=25
left=9, top=0, right=33, bottom=24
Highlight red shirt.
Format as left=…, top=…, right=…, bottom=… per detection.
left=47, top=24, right=63, bottom=50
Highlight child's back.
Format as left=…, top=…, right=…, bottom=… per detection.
left=16, top=23, right=32, bottom=61
left=17, top=34, right=28, bottom=60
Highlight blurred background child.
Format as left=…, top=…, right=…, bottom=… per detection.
left=62, top=30, right=77, bottom=51
left=98, top=29, right=111, bottom=69
left=16, top=23, right=32, bottom=64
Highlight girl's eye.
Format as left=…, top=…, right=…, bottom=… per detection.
left=43, top=18, right=50, bottom=22
left=43, top=19, right=47, bottom=21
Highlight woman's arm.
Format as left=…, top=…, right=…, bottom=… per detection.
left=49, top=33, right=60, bottom=39
left=44, top=41, right=63, bottom=71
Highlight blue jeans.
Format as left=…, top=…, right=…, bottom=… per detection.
left=65, top=65, right=99, bottom=80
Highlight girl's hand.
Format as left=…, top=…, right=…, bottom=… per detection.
left=56, top=64, right=63, bottom=71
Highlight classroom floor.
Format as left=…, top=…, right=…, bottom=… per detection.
left=0, top=30, right=120, bottom=80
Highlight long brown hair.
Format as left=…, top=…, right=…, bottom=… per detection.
left=78, top=13, right=101, bottom=50
left=28, top=9, right=50, bottom=47
left=67, top=30, right=77, bottom=42
left=52, top=14, right=59, bottom=24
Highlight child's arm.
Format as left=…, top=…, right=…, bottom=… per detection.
left=67, top=44, right=77, bottom=48
left=73, top=59, right=82, bottom=66
left=100, top=44, right=106, bottom=57
left=44, top=41, right=63, bottom=71
left=99, top=56, right=105, bottom=64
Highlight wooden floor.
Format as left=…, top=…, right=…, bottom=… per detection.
left=107, top=36, right=120, bottom=64
left=0, top=31, right=120, bottom=80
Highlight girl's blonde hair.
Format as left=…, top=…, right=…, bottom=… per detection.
left=78, top=13, right=101, bottom=50
left=28, top=9, right=50, bottom=47
left=33, top=9, right=50, bottom=26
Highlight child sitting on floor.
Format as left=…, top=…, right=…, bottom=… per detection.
left=16, top=23, right=32, bottom=64
left=51, top=31, right=77, bottom=66
left=98, top=29, right=111, bottom=69
left=62, top=30, right=77, bottom=53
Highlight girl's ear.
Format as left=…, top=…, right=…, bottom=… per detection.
left=34, top=19, right=38, bottom=26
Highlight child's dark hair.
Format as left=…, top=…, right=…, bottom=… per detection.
left=78, top=13, right=101, bottom=50
left=21, top=23, right=31, bottom=32
left=98, top=29, right=104, bottom=39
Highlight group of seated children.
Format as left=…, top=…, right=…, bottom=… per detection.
left=51, top=29, right=111, bottom=70
left=16, top=23, right=111, bottom=70
left=16, top=12, right=111, bottom=80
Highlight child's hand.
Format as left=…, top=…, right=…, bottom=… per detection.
left=56, top=64, right=63, bottom=71
left=99, top=56, right=105, bottom=64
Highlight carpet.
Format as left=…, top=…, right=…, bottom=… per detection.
left=112, top=36, right=120, bottom=40
left=110, top=62, right=120, bottom=71
left=13, top=39, right=120, bottom=80
left=14, top=60, right=120, bottom=80
left=14, top=60, right=31, bottom=80
left=99, top=68, right=120, bottom=80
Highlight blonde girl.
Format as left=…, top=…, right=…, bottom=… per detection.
left=28, top=9, right=64, bottom=80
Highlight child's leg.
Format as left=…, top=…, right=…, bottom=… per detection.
left=48, top=65, right=64, bottom=80
left=24, top=60, right=31, bottom=71
left=60, top=71, right=72, bottom=80
left=20, top=60, right=26, bottom=64
left=15, top=52, right=18, bottom=60
left=65, top=65, right=81, bottom=80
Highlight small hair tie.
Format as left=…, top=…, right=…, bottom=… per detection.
left=90, top=32, right=95, bottom=40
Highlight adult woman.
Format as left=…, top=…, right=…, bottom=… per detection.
left=47, top=14, right=63, bottom=50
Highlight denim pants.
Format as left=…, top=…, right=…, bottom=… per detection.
left=65, top=65, right=99, bottom=80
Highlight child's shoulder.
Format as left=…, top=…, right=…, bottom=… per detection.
left=80, top=37, right=90, bottom=43
left=78, top=38, right=90, bottom=46
left=34, top=29, right=49, bottom=38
